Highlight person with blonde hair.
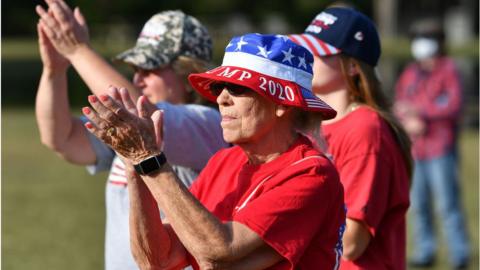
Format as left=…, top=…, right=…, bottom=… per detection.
left=290, top=7, right=412, bottom=269
left=35, top=1, right=227, bottom=269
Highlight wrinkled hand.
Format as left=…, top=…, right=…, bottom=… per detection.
left=37, top=19, right=70, bottom=71
left=111, top=86, right=164, bottom=149
left=35, top=0, right=89, bottom=58
left=82, top=86, right=165, bottom=164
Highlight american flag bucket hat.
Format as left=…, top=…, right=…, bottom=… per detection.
left=188, top=33, right=336, bottom=120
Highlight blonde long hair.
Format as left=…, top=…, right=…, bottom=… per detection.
left=171, top=55, right=215, bottom=106
left=339, top=54, right=414, bottom=179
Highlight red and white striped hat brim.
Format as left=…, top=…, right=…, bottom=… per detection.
left=288, top=34, right=341, bottom=57
left=189, top=65, right=337, bottom=120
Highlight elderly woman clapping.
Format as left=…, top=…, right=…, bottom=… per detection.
left=83, top=34, right=345, bottom=269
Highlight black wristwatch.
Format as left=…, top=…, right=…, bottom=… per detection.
left=134, top=152, right=167, bottom=175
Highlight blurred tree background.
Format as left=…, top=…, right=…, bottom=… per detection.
left=3, top=0, right=479, bottom=122
left=2, top=0, right=478, bottom=126
left=2, top=0, right=479, bottom=269
left=3, top=0, right=373, bottom=38
left=2, top=0, right=375, bottom=107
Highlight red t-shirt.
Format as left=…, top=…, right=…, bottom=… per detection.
left=189, top=135, right=345, bottom=269
left=322, top=107, right=410, bottom=270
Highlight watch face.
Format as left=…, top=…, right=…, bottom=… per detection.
left=141, top=157, right=161, bottom=174
left=136, top=153, right=167, bottom=175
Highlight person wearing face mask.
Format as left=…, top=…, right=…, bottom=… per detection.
left=35, top=1, right=228, bottom=269
left=394, top=18, right=469, bottom=269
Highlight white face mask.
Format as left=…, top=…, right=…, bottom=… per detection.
left=411, top=37, right=439, bottom=60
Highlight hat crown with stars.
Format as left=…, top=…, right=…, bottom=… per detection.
left=188, top=33, right=336, bottom=119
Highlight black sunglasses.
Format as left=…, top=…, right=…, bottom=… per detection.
left=209, top=82, right=251, bottom=97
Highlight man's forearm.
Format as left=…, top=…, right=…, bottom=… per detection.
left=35, top=69, right=97, bottom=165
left=36, top=69, right=72, bottom=151
left=68, top=45, right=140, bottom=100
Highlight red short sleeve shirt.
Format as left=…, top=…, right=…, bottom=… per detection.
left=189, top=136, right=345, bottom=269
left=322, top=107, right=410, bottom=270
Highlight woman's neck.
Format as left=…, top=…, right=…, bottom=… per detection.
left=239, top=126, right=298, bottom=165
left=317, top=89, right=357, bottom=124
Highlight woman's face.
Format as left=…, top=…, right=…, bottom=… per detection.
left=215, top=84, right=278, bottom=144
left=133, top=66, right=186, bottom=104
left=311, top=55, right=346, bottom=95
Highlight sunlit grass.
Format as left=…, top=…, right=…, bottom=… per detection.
left=2, top=109, right=107, bottom=269
left=2, top=108, right=478, bottom=269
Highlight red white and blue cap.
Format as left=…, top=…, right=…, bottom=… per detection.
left=289, top=7, right=381, bottom=66
left=288, top=33, right=341, bottom=57
left=188, top=33, right=337, bottom=119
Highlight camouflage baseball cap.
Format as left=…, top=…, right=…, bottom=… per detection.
left=114, top=10, right=213, bottom=70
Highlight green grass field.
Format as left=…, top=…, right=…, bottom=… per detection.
left=2, top=108, right=479, bottom=269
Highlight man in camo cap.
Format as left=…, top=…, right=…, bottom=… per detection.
left=114, top=10, right=213, bottom=104
left=35, top=3, right=227, bottom=269
left=115, top=10, right=212, bottom=70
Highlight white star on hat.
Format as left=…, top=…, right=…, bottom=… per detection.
left=236, top=37, right=248, bottom=51
left=281, top=48, right=294, bottom=64
left=256, top=45, right=271, bottom=58
left=297, top=54, right=307, bottom=69
left=226, top=41, right=234, bottom=49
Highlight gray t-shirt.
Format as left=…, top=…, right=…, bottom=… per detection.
left=85, top=102, right=228, bottom=270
